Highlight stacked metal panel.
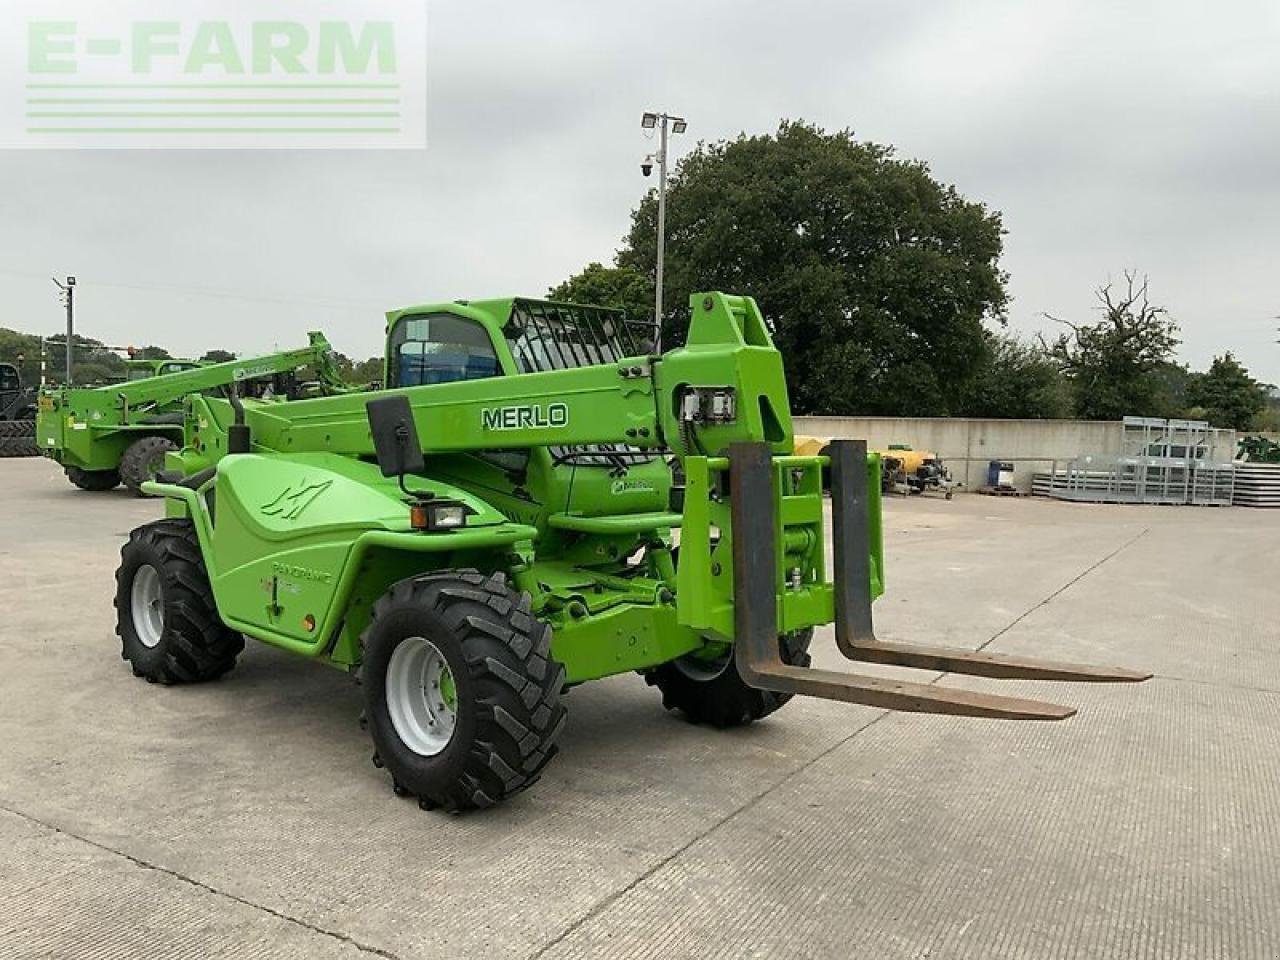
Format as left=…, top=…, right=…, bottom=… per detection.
left=1031, top=470, right=1066, bottom=498
left=1232, top=462, right=1280, bottom=508
left=1190, top=462, right=1237, bottom=506
left=1036, top=417, right=1235, bottom=506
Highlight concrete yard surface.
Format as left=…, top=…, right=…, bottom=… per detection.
left=1, top=456, right=1277, bottom=959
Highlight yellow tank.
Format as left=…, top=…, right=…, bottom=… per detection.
left=793, top=437, right=957, bottom=499
left=793, top=435, right=828, bottom=458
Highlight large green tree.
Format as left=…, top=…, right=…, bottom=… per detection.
left=333, top=352, right=384, bottom=387
left=1253, top=388, right=1280, bottom=432
left=959, top=332, right=1069, bottom=419
left=558, top=121, right=1009, bottom=415
left=1044, top=272, right=1181, bottom=420
left=548, top=263, right=653, bottom=326
left=1187, top=352, right=1268, bottom=430
left=1148, top=361, right=1198, bottom=420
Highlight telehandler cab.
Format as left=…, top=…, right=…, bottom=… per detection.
left=115, top=292, right=1147, bottom=811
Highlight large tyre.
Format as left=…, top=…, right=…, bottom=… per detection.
left=120, top=435, right=177, bottom=497
left=0, top=419, right=34, bottom=438
left=0, top=435, right=38, bottom=458
left=647, top=628, right=814, bottom=728
left=361, top=570, right=566, bottom=812
left=114, top=519, right=243, bottom=684
left=66, top=465, right=120, bottom=491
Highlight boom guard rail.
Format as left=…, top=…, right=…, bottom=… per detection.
left=729, top=439, right=1150, bottom=720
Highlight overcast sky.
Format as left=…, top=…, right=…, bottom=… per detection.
left=1, top=0, right=1277, bottom=385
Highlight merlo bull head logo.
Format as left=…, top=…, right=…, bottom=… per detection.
left=260, top=479, right=333, bottom=521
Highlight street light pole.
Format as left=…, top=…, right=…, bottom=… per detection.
left=641, top=111, right=687, bottom=354
left=655, top=116, right=668, bottom=353
left=52, top=276, right=76, bottom=385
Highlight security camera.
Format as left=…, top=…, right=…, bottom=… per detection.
left=641, top=157, right=653, bottom=177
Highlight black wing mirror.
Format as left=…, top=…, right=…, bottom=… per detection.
left=367, top=395, right=425, bottom=492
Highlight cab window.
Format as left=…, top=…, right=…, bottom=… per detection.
left=389, top=313, right=500, bottom=388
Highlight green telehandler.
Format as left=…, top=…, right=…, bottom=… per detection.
left=114, top=292, right=1148, bottom=811
left=38, top=332, right=344, bottom=495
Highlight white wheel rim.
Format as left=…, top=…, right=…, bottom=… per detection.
left=131, top=564, right=165, bottom=649
left=386, top=636, right=457, bottom=757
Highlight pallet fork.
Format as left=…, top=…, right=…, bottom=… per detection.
left=730, top=439, right=1150, bottom=720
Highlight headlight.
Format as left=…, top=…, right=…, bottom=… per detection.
left=410, top=500, right=468, bottom=532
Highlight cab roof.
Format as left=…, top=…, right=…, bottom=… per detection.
left=384, top=297, right=625, bottom=332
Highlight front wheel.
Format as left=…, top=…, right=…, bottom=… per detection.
left=114, top=519, right=243, bottom=683
left=647, top=628, right=813, bottom=728
left=361, top=570, right=566, bottom=812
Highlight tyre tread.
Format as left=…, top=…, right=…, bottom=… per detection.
left=67, top=465, right=120, bottom=491
left=361, top=569, right=566, bottom=812
left=119, top=435, right=177, bottom=497
left=114, top=519, right=242, bottom=684
left=648, top=629, right=813, bottom=728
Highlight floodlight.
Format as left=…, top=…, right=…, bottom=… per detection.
left=641, top=112, right=658, bottom=129
left=671, top=118, right=687, bottom=134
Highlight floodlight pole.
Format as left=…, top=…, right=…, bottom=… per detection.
left=52, top=276, right=76, bottom=386
left=655, top=117, right=668, bottom=353
left=642, top=111, right=686, bottom=354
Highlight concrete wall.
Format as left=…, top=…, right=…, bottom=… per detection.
left=794, top=416, right=1126, bottom=492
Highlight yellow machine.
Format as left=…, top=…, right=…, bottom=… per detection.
left=795, top=437, right=957, bottom=499
left=877, top=444, right=957, bottom=499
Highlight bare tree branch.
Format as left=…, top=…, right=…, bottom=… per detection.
left=1043, top=271, right=1181, bottom=418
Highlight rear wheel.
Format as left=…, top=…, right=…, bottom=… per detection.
left=120, top=435, right=177, bottom=497
left=647, top=628, right=813, bottom=728
left=360, top=570, right=566, bottom=812
left=114, top=519, right=243, bottom=683
left=66, top=465, right=120, bottom=491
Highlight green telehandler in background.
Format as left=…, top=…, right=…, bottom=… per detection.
left=114, top=292, right=1148, bottom=811
left=38, top=332, right=344, bottom=495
